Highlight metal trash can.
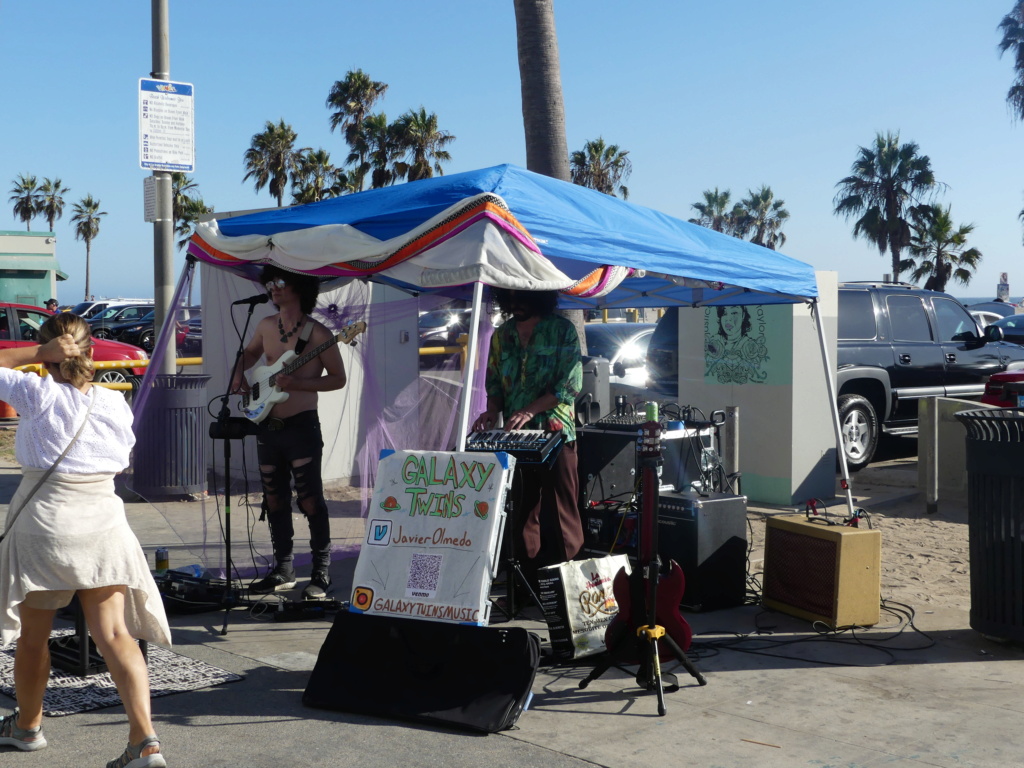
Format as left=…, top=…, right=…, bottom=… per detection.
left=132, top=374, right=211, bottom=500
left=955, top=408, right=1024, bottom=641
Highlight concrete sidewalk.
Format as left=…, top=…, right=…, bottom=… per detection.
left=1, top=455, right=1022, bottom=768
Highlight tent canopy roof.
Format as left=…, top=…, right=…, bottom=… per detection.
left=191, top=164, right=818, bottom=308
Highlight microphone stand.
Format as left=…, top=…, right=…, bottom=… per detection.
left=208, top=302, right=261, bottom=635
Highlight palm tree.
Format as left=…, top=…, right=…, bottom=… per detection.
left=350, top=114, right=406, bottom=189
left=8, top=173, right=40, bottom=231
left=38, top=177, right=70, bottom=232
left=291, top=148, right=343, bottom=204
left=833, top=131, right=941, bottom=281
left=242, top=119, right=307, bottom=207
left=175, top=195, right=213, bottom=251
left=171, top=173, right=199, bottom=222
left=738, top=185, right=789, bottom=250
left=690, top=188, right=742, bottom=233
left=569, top=138, right=632, bottom=199
left=514, top=0, right=583, bottom=353
left=392, top=108, right=455, bottom=182
left=326, top=70, right=389, bottom=191
left=999, top=2, right=1024, bottom=120
left=513, top=0, right=570, bottom=181
left=905, top=204, right=982, bottom=293
left=70, top=195, right=107, bottom=300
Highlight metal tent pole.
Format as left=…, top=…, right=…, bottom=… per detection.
left=811, top=299, right=856, bottom=516
left=455, top=281, right=486, bottom=451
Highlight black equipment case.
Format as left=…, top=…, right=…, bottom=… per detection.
left=303, top=611, right=541, bottom=733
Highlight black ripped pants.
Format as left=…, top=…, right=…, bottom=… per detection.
left=256, top=411, right=331, bottom=573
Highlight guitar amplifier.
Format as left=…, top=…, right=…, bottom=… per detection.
left=657, top=491, right=748, bottom=611
left=761, top=515, right=881, bottom=628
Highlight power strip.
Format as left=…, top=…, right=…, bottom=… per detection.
left=272, top=599, right=344, bottom=622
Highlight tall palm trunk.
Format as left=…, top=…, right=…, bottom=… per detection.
left=513, top=0, right=585, bottom=351
left=84, top=239, right=91, bottom=300
left=513, top=0, right=570, bottom=182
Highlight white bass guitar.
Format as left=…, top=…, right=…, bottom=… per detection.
left=242, top=321, right=366, bottom=423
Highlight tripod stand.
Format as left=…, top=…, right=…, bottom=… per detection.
left=206, top=301, right=263, bottom=635
left=579, top=408, right=706, bottom=715
left=492, top=475, right=543, bottom=620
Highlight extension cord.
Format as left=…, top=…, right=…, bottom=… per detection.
left=272, top=599, right=344, bottom=622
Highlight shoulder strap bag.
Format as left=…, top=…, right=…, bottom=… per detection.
left=0, top=387, right=96, bottom=543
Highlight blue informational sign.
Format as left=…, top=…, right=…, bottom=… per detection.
left=139, top=78, right=195, bottom=172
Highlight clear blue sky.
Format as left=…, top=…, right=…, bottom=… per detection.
left=3, top=1, right=1023, bottom=303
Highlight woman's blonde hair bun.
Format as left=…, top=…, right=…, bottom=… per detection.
left=39, top=312, right=94, bottom=387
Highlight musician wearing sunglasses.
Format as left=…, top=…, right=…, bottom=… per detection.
left=471, top=288, right=584, bottom=590
left=229, top=266, right=347, bottom=600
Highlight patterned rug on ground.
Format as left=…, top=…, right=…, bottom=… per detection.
left=0, top=629, right=244, bottom=717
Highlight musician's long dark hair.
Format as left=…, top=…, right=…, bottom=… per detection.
left=261, top=264, right=320, bottom=315
left=491, top=288, right=559, bottom=318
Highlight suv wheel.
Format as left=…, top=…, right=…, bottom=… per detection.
left=838, top=394, right=878, bottom=472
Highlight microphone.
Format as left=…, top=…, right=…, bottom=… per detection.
left=232, top=293, right=270, bottom=307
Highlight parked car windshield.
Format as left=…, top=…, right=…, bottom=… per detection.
left=419, top=310, right=464, bottom=330
left=584, top=322, right=654, bottom=365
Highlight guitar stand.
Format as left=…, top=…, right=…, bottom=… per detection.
left=578, top=555, right=707, bottom=715
left=578, top=416, right=707, bottom=716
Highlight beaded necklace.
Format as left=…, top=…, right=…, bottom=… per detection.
left=278, top=316, right=304, bottom=344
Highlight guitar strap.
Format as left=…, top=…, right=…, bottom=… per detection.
left=294, top=318, right=314, bottom=355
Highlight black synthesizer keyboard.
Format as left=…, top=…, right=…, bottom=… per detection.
left=466, top=429, right=564, bottom=465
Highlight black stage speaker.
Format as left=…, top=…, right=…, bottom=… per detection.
left=303, top=611, right=541, bottom=733
left=577, top=426, right=638, bottom=547
left=657, top=491, right=748, bottom=611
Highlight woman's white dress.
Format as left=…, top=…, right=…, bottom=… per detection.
left=0, top=368, right=170, bottom=647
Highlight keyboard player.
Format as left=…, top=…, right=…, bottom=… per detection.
left=471, top=288, right=584, bottom=590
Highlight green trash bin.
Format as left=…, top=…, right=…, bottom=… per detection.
left=132, top=374, right=212, bottom=500
left=955, top=408, right=1024, bottom=641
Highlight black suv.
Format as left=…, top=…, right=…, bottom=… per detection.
left=836, top=282, right=1024, bottom=469
left=646, top=283, right=1024, bottom=471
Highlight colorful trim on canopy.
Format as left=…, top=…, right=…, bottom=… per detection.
left=187, top=194, right=539, bottom=277
left=563, top=265, right=638, bottom=298
left=187, top=191, right=642, bottom=299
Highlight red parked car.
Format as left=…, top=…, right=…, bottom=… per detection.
left=0, top=303, right=149, bottom=385
left=981, top=371, right=1024, bottom=408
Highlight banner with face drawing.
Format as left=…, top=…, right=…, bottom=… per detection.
left=350, top=450, right=515, bottom=625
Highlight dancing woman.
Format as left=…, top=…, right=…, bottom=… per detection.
left=0, top=313, right=171, bottom=768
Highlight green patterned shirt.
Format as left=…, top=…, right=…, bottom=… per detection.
left=485, top=313, right=582, bottom=442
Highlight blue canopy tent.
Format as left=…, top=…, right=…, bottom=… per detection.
left=185, top=164, right=851, bottom=509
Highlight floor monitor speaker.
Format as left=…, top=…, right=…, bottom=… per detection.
left=303, top=611, right=540, bottom=733
left=761, top=515, right=881, bottom=628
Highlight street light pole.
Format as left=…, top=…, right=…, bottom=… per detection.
left=151, top=0, right=175, bottom=374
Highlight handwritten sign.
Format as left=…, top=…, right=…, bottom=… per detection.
left=350, top=450, right=514, bottom=625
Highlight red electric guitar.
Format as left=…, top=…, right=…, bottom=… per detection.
left=579, top=405, right=706, bottom=713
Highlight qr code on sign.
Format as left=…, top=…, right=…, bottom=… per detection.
left=406, top=553, right=442, bottom=599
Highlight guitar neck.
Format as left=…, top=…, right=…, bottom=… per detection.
left=271, top=322, right=365, bottom=382
left=278, top=334, right=340, bottom=378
